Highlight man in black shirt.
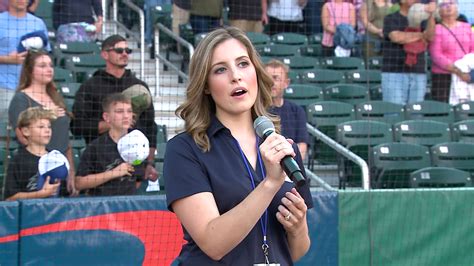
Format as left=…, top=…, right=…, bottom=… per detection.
left=381, top=0, right=436, bottom=105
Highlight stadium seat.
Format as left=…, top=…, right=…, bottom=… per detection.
left=151, top=4, right=173, bottom=28
left=453, top=101, right=474, bottom=121
left=57, top=83, right=81, bottom=99
left=194, top=32, right=208, bottom=46
left=64, top=54, right=106, bottom=83
left=246, top=32, right=270, bottom=46
left=371, top=142, right=431, bottom=188
left=53, top=67, right=74, bottom=83
left=271, top=33, right=308, bottom=46
left=35, top=0, right=53, bottom=20
left=323, top=84, right=369, bottom=105
left=280, top=56, right=321, bottom=71
left=298, top=44, right=323, bottom=57
left=283, top=84, right=324, bottom=109
left=345, top=69, right=382, bottom=85
left=256, top=44, right=300, bottom=57
left=452, top=120, right=474, bottom=143
left=337, top=120, right=393, bottom=187
left=366, top=56, right=382, bottom=70
left=430, top=142, right=474, bottom=174
left=179, top=23, right=194, bottom=44
left=54, top=42, right=101, bottom=67
left=369, top=84, right=383, bottom=100
left=394, top=120, right=451, bottom=147
left=308, top=33, right=323, bottom=44
left=404, top=100, right=455, bottom=123
left=307, top=101, right=355, bottom=164
left=299, top=69, right=344, bottom=88
left=409, top=167, right=472, bottom=188
left=356, top=101, right=405, bottom=124
left=156, top=124, right=168, bottom=144
left=320, top=57, right=365, bottom=70
left=64, top=98, right=74, bottom=112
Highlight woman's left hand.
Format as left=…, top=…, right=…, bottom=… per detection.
left=277, top=188, right=308, bottom=235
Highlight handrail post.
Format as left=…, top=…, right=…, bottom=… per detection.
left=121, top=0, right=145, bottom=80
left=306, top=123, right=370, bottom=190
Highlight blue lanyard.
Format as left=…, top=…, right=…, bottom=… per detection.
left=234, top=137, right=269, bottom=248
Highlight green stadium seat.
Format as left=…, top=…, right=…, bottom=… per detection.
left=366, top=56, right=382, bottom=70
left=54, top=67, right=74, bottom=83
left=453, top=101, right=474, bottom=121
left=355, top=101, right=405, bottom=125
left=54, top=42, right=101, bottom=67
left=298, top=44, right=323, bottom=57
left=64, top=54, right=106, bottom=83
left=283, top=84, right=324, bottom=109
left=369, top=84, right=383, bottom=100
left=337, top=120, right=393, bottom=187
left=452, top=120, right=474, bottom=143
left=345, top=69, right=382, bottom=85
left=70, top=138, right=86, bottom=150
left=430, top=142, right=474, bottom=174
left=271, top=33, right=308, bottom=46
left=409, top=167, right=472, bottom=188
left=156, top=124, right=168, bottom=144
left=256, top=44, right=299, bottom=57
left=194, top=32, right=208, bottom=46
left=308, top=33, right=323, bottom=44
left=307, top=101, right=355, bottom=164
left=179, top=23, right=194, bottom=44
left=323, top=84, right=369, bottom=105
left=299, top=69, right=344, bottom=88
left=394, top=120, right=451, bottom=147
left=57, top=83, right=81, bottom=99
left=280, top=56, right=321, bottom=71
left=405, top=100, right=455, bottom=123
left=246, top=32, right=270, bottom=46
left=371, top=142, right=431, bottom=188
left=321, top=57, right=365, bottom=70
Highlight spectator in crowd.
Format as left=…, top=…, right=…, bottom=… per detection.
left=0, top=0, right=8, bottom=12
left=8, top=50, right=76, bottom=196
left=189, top=0, right=222, bottom=34
left=381, top=0, right=436, bottom=105
left=429, top=0, right=474, bottom=102
left=360, top=0, right=392, bottom=59
left=172, top=0, right=190, bottom=36
left=304, top=0, right=324, bottom=34
left=263, top=0, right=307, bottom=36
left=144, top=0, right=171, bottom=46
left=27, top=0, right=38, bottom=14
left=227, top=0, right=265, bottom=33
left=0, top=0, right=50, bottom=121
left=75, top=93, right=146, bottom=196
left=52, top=0, right=103, bottom=44
left=71, top=34, right=159, bottom=182
left=265, top=59, right=309, bottom=160
left=164, top=27, right=312, bottom=265
left=321, top=0, right=356, bottom=57
left=4, top=107, right=61, bottom=201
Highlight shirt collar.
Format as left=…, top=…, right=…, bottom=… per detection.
left=207, top=115, right=229, bottom=137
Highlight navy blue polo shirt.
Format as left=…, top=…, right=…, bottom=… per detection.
left=270, top=100, right=310, bottom=145
left=164, top=116, right=313, bottom=265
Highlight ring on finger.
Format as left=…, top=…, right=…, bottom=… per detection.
left=284, top=212, right=291, bottom=221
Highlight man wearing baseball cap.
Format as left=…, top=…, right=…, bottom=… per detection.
left=71, top=34, right=159, bottom=182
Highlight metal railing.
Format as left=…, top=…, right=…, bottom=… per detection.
left=307, top=123, right=370, bottom=190
left=105, top=0, right=145, bottom=79
left=154, top=23, right=194, bottom=96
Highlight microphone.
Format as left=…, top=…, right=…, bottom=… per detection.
left=253, top=116, right=306, bottom=187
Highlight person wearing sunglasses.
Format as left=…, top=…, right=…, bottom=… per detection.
left=71, top=34, right=160, bottom=185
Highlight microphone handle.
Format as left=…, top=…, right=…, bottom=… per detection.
left=281, top=156, right=306, bottom=187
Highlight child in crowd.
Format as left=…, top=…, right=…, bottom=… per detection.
left=4, top=107, right=60, bottom=200
left=75, top=93, right=146, bottom=196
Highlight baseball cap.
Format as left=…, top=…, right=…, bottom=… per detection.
left=117, top=130, right=150, bottom=166
left=37, top=150, right=70, bottom=190
left=17, top=30, right=48, bottom=53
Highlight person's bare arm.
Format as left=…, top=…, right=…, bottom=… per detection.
left=0, top=51, right=27, bottom=64
left=322, top=3, right=335, bottom=34
left=6, top=177, right=60, bottom=201
left=388, top=30, right=423, bottom=44
left=75, top=162, right=133, bottom=190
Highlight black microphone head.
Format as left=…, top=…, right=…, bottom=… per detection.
left=254, top=116, right=275, bottom=139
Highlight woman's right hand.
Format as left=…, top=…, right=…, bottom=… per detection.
left=41, top=176, right=61, bottom=197
left=259, top=133, right=296, bottom=185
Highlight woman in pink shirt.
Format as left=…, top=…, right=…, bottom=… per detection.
left=321, top=0, right=356, bottom=57
left=429, top=0, right=474, bottom=102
